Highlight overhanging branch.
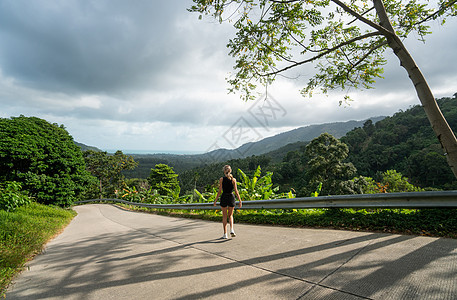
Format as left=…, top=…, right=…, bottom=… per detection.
left=413, top=0, right=457, bottom=26
left=330, top=0, right=393, bottom=36
left=344, top=40, right=388, bottom=83
left=259, top=31, right=383, bottom=77
left=268, top=0, right=393, bottom=36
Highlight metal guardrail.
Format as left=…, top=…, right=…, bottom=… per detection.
left=74, top=191, right=457, bottom=209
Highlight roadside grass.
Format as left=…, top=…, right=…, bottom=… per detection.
left=0, top=203, right=76, bottom=296
left=118, top=204, right=457, bottom=239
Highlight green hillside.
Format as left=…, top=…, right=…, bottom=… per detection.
left=74, top=142, right=102, bottom=152
left=177, top=93, right=457, bottom=195
left=341, top=93, right=457, bottom=189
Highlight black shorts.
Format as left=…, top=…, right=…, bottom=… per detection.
left=220, top=193, right=236, bottom=207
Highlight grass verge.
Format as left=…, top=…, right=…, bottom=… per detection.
left=118, top=204, right=457, bottom=239
left=0, top=203, right=76, bottom=296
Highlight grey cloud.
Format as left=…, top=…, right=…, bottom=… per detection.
left=0, top=0, right=456, bottom=152
left=0, top=0, right=239, bottom=128
left=0, top=0, right=220, bottom=96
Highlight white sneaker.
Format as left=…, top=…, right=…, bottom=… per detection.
left=222, top=233, right=228, bottom=239
left=230, top=231, right=236, bottom=237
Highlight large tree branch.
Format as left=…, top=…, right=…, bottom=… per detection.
left=269, top=0, right=393, bottom=36
left=413, top=0, right=457, bottom=26
left=258, top=31, right=383, bottom=77
left=269, top=0, right=303, bottom=3
left=344, top=40, right=388, bottom=83
left=330, top=0, right=393, bottom=36
left=348, top=7, right=375, bottom=25
left=351, top=40, right=387, bottom=69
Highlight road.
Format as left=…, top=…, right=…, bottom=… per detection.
left=6, top=204, right=457, bottom=299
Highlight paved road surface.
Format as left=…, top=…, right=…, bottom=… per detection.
left=6, top=204, right=457, bottom=299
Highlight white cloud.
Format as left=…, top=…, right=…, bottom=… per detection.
left=0, top=0, right=456, bottom=153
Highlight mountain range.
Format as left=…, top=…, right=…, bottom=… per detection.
left=74, top=141, right=102, bottom=152
left=203, top=116, right=386, bottom=161
left=76, top=116, right=385, bottom=177
left=77, top=116, right=386, bottom=161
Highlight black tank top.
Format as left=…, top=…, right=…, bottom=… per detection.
left=222, top=176, right=234, bottom=194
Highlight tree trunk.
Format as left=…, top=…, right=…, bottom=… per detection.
left=373, top=0, right=457, bottom=179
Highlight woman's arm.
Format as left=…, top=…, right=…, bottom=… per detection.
left=233, top=178, right=242, bottom=208
left=214, top=177, right=223, bottom=206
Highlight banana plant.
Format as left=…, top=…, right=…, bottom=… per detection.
left=193, top=187, right=218, bottom=203
left=310, top=182, right=323, bottom=197
left=237, top=166, right=284, bottom=200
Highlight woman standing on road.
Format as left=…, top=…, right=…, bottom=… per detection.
left=214, top=165, right=242, bottom=239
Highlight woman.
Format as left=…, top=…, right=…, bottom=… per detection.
left=214, top=165, right=242, bottom=239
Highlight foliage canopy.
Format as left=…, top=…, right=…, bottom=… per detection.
left=305, top=132, right=356, bottom=194
left=84, top=150, right=138, bottom=199
left=148, top=164, right=181, bottom=197
left=190, top=0, right=456, bottom=100
left=0, top=116, right=91, bottom=206
left=342, top=94, right=457, bottom=188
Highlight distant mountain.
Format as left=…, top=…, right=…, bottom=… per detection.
left=122, top=117, right=385, bottom=178
left=74, top=141, right=102, bottom=152
left=204, top=116, right=386, bottom=162
left=262, top=140, right=309, bottom=163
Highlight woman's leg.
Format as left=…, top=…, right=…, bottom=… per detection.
left=228, top=206, right=235, bottom=233
left=221, top=207, right=228, bottom=234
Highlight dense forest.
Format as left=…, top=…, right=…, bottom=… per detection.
left=342, top=94, right=457, bottom=190
left=175, top=94, right=457, bottom=195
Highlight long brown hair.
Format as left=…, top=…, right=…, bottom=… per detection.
left=223, top=165, right=233, bottom=180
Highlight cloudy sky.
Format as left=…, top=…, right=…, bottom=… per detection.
left=0, top=0, right=456, bottom=154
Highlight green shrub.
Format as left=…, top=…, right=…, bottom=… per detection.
left=0, top=182, right=32, bottom=212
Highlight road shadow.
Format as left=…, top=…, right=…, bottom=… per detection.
left=7, top=204, right=457, bottom=299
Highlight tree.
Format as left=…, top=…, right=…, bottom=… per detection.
left=148, top=164, right=180, bottom=197
left=84, top=150, right=138, bottom=198
left=305, top=133, right=356, bottom=195
left=189, top=0, right=457, bottom=179
left=341, top=175, right=378, bottom=194
left=342, top=169, right=424, bottom=194
left=407, top=146, right=455, bottom=188
left=380, top=169, right=424, bottom=192
left=275, top=147, right=309, bottom=194
left=0, top=116, right=91, bottom=206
